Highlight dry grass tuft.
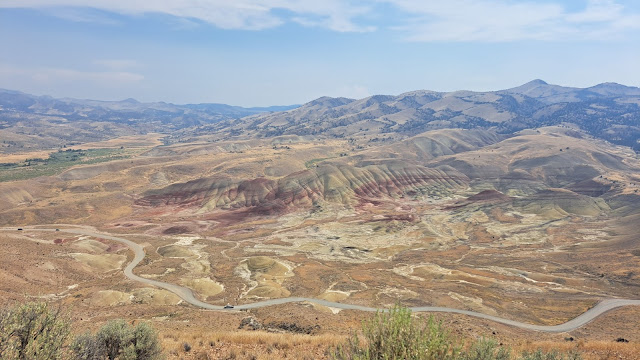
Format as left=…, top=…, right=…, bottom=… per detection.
left=161, top=329, right=345, bottom=359
left=513, top=340, right=640, bottom=360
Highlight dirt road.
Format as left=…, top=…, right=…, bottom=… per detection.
left=5, top=227, right=639, bottom=333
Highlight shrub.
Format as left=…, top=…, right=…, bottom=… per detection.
left=98, top=320, right=135, bottom=360
left=0, top=301, right=70, bottom=360
left=333, top=305, right=582, bottom=360
left=460, top=338, right=510, bottom=360
left=129, top=322, right=163, bottom=360
left=70, top=332, right=104, bottom=360
left=333, top=304, right=459, bottom=360
left=71, top=319, right=163, bottom=360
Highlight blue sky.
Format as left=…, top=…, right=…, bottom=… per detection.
left=1, top=1, right=639, bottom=106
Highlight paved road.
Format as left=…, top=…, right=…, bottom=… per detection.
left=5, top=227, right=640, bottom=333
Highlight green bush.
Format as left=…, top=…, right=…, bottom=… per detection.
left=333, top=305, right=460, bottom=360
left=70, top=332, right=104, bottom=360
left=0, top=302, right=70, bottom=360
left=333, top=305, right=583, bottom=360
left=71, top=319, right=163, bottom=360
left=460, top=338, right=510, bottom=360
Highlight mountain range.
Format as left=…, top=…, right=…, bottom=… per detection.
left=0, top=88, right=297, bottom=125
left=207, top=80, right=640, bottom=150
left=1, top=80, right=639, bottom=152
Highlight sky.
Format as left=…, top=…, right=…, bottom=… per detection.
left=1, top=0, right=639, bottom=107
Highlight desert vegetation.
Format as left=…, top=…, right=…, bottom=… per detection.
left=333, top=305, right=582, bottom=360
left=0, top=302, right=606, bottom=360
left=0, top=302, right=162, bottom=360
left=0, top=302, right=70, bottom=360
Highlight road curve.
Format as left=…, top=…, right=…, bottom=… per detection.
left=5, top=227, right=640, bottom=333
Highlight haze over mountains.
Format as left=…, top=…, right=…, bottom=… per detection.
left=0, top=88, right=298, bottom=121
left=0, top=88, right=299, bottom=151
left=212, top=80, right=640, bottom=149
left=2, top=80, right=639, bottom=154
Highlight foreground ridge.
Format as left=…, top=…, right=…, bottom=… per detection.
left=5, top=226, right=639, bottom=333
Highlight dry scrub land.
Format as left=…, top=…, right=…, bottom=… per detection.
left=1, top=127, right=640, bottom=358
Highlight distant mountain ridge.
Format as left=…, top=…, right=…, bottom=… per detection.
left=0, top=88, right=299, bottom=127
left=502, top=79, right=640, bottom=103
left=1, top=81, right=639, bottom=153
left=204, top=80, right=640, bottom=150
left=0, top=88, right=299, bottom=152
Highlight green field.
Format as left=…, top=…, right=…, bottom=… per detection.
left=0, top=148, right=136, bottom=182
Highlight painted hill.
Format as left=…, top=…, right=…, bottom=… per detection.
left=137, top=161, right=469, bottom=214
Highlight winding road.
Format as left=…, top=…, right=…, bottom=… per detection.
left=4, top=227, right=640, bottom=333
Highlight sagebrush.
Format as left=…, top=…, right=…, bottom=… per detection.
left=0, top=302, right=70, bottom=360
left=71, top=319, right=163, bottom=360
left=333, top=304, right=582, bottom=360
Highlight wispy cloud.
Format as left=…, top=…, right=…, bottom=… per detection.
left=566, top=0, right=623, bottom=23
left=167, top=16, right=202, bottom=30
left=93, top=59, right=139, bottom=71
left=1, top=0, right=639, bottom=41
left=46, top=7, right=121, bottom=25
left=386, top=0, right=640, bottom=42
left=292, top=15, right=375, bottom=33
left=0, top=0, right=374, bottom=32
left=0, top=63, right=144, bottom=86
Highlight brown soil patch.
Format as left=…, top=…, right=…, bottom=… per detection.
left=70, top=253, right=126, bottom=272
